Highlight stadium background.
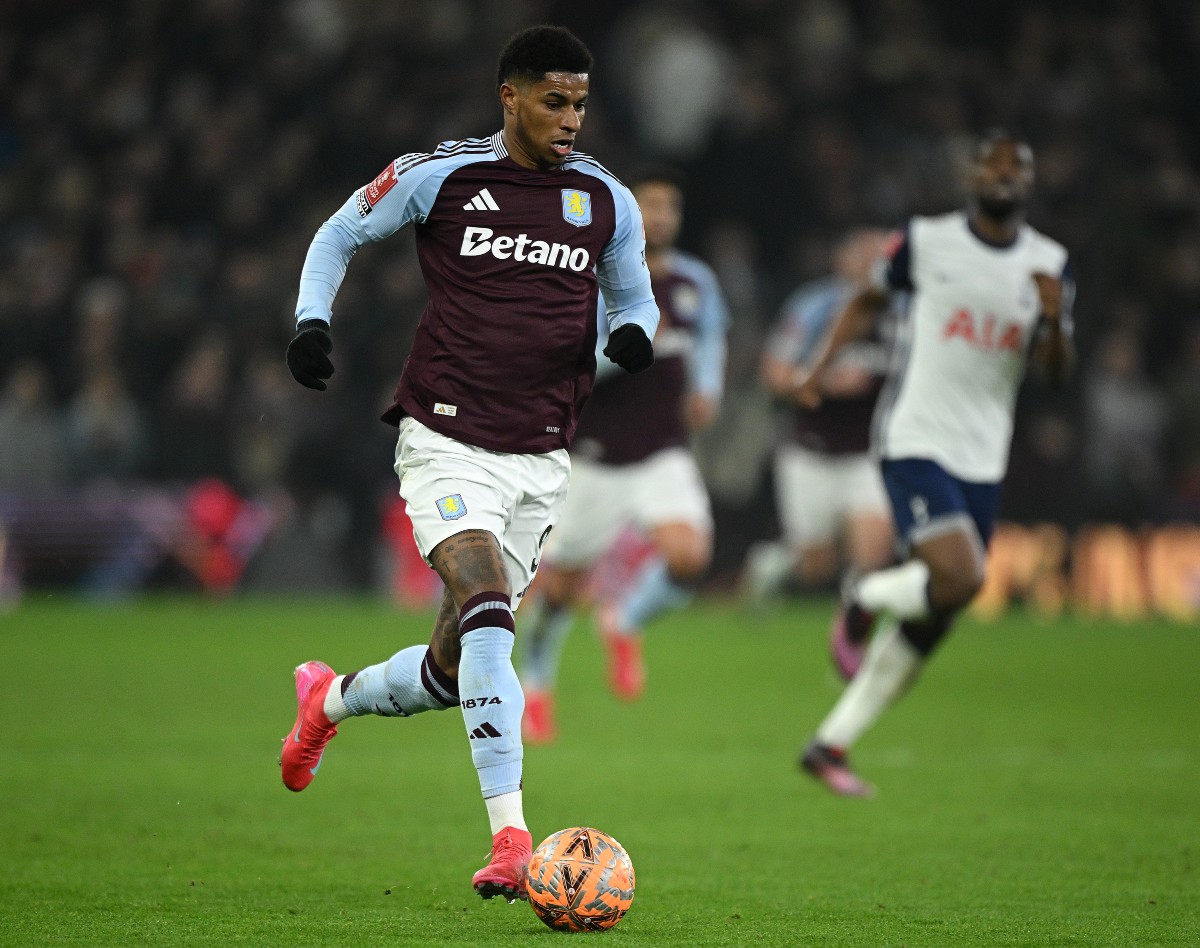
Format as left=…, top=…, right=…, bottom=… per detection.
left=2, top=0, right=1199, bottom=607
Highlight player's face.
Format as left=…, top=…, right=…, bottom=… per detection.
left=635, top=181, right=683, bottom=251
left=970, top=139, right=1034, bottom=221
left=501, top=73, right=589, bottom=171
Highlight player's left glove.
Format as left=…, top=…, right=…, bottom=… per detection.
left=286, top=319, right=334, bottom=391
left=603, top=324, right=654, bottom=374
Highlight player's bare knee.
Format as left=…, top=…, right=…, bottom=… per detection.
left=665, top=540, right=711, bottom=582
left=537, top=566, right=584, bottom=610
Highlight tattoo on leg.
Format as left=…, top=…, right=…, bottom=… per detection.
left=426, top=529, right=511, bottom=661
left=429, top=529, right=510, bottom=603
left=429, top=591, right=461, bottom=678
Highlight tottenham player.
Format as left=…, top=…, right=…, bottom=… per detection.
left=747, top=229, right=895, bottom=618
left=278, top=26, right=658, bottom=900
left=795, top=131, right=1074, bottom=797
left=518, top=169, right=728, bottom=741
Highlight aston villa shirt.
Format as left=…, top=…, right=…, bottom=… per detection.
left=295, top=131, right=659, bottom=454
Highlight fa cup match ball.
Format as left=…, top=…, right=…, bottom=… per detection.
left=525, top=827, right=635, bottom=932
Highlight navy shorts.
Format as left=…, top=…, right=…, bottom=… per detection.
left=881, top=457, right=1002, bottom=550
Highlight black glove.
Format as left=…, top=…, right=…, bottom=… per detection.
left=286, top=319, right=334, bottom=390
left=603, top=324, right=654, bottom=374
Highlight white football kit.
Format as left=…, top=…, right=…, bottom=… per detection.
left=873, top=211, right=1070, bottom=483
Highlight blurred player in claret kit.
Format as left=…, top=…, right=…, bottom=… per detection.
left=794, top=130, right=1075, bottom=797
left=518, top=168, right=729, bottom=741
left=278, top=25, right=659, bottom=901
left=746, top=229, right=895, bottom=610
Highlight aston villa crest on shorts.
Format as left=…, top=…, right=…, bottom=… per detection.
left=561, top=189, right=591, bottom=227
left=436, top=494, right=467, bottom=520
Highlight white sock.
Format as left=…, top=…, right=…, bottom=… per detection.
left=744, top=540, right=796, bottom=599
left=485, top=789, right=527, bottom=834
left=323, top=676, right=351, bottom=723
left=855, top=560, right=931, bottom=620
left=816, top=621, right=923, bottom=749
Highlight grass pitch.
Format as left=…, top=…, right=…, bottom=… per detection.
left=1, top=595, right=1197, bottom=946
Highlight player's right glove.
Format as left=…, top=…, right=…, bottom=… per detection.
left=603, top=324, right=654, bottom=374
left=286, top=319, right=334, bottom=391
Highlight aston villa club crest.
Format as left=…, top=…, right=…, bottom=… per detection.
left=436, top=494, right=467, bottom=521
left=561, top=189, right=592, bottom=227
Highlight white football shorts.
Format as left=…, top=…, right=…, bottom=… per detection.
left=394, top=417, right=571, bottom=603
left=775, top=443, right=889, bottom=547
left=548, top=446, right=713, bottom=569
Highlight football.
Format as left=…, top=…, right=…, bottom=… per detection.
left=525, top=827, right=635, bottom=932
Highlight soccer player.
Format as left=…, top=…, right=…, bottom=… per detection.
left=795, top=131, right=1075, bottom=797
left=519, top=169, right=728, bottom=741
left=278, top=26, right=659, bottom=900
left=746, top=229, right=895, bottom=621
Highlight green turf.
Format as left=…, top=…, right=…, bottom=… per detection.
left=1, top=594, right=1196, bottom=946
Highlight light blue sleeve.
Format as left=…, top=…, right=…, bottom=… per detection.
left=766, top=287, right=811, bottom=366
left=294, top=154, right=454, bottom=327
left=592, top=298, right=624, bottom=382
left=571, top=166, right=659, bottom=342
left=768, top=279, right=846, bottom=367
left=683, top=260, right=729, bottom=400
left=796, top=285, right=847, bottom=364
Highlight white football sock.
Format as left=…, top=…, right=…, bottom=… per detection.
left=323, top=676, right=351, bottom=723
left=816, top=621, right=923, bottom=749
left=485, top=789, right=528, bottom=834
left=855, top=560, right=931, bottom=620
left=744, top=540, right=796, bottom=600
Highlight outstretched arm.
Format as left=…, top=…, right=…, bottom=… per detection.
left=791, top=287, right=890, bottom=408
left=288, top=156, right=448, bottom=389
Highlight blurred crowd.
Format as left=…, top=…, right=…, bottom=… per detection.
left=2, top=0, right=1199, bottom=593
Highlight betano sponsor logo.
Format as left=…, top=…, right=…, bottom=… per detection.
left=459, top=226, right=591, bottom=272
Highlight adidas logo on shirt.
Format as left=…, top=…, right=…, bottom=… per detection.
left=463, top=188, right=500, bottom=211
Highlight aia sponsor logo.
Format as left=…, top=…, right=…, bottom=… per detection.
left=942, top=308, right=1024, bottom=353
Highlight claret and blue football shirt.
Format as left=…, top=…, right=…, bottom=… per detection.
left=296, top=131, right=659, bottom=454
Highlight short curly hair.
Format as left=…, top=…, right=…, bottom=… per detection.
left=496, top=25, right=593, bottom=91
